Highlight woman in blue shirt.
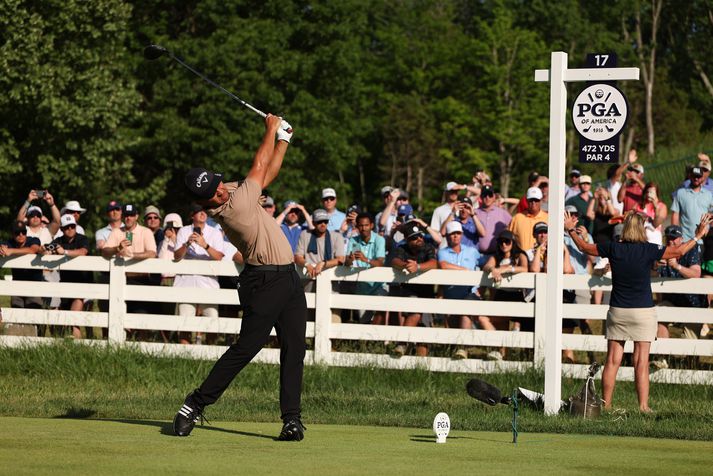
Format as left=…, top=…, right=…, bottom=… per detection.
left=564, top=210, right=711, bottom=413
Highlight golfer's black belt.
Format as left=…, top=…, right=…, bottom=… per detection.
left=244, top=263, right=294, bottom=272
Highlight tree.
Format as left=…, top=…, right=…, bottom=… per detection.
left=0, top=0, right=141, bottom=232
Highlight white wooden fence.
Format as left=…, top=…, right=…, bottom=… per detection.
left=1, top=255, right=712, bottom=384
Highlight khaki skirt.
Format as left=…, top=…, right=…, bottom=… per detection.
left=605, top=306, right=658, bottom=342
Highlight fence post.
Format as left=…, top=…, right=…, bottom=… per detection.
left=533, top=273, right=548, bottom=367
left=313, top=269, right=332, bottom=365
left=107, top=258, right=126, bottom=343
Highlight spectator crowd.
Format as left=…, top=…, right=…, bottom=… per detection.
left=1, top=151, right=711, bottom=364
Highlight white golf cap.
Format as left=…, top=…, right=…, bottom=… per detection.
left=163, top=212, right=183, bottom=228
left=60, top=214, right=77, bottom=228
left=698, top=161, right=711, bottom=172
left=445, top=221, right=463, bottom=234
left=61, top=200, right=86, bottom=215
left=526, top=187, right=543, bottom=200
left=322, top=188, right=337, bottom=199
left=380, top=185, right=393, bottom=195
left=579, top=175, right=592, bottom=184
left=445, top=181, right=459, bottom=191
left=27, top=205, right=43, bottom=216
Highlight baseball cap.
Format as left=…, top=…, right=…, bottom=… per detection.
left=189, top=203, right=203, bottom=215
left=497, top=230, right=515, bottom=242
left=122, top=204, right=138, bottom=216
left=61, top=200, right=86, bottom=215
left=380, top=186, right=393, bottom=196
left=143, top=205, right=161, bottom=218
left=321, top=188, right=337, bottom=199
left=579, top=175, right=592, bottom=184
left=698, top=161, right=711, bottom=172
left=446, top=221, right=463, bottom=234
left=398, top=190, right=409, bottom=199
left=106, top=200, right=122, bottom=212
left=570, top=169, right=581, bottom=177
left=691, top=166, right=703, bottom=177
left=628, top=163, right=644, bottom=174
left=461, top=197, right=473, bottom=206
left=526, top=187, right=543, bottom=200
left=445, top=181, right=459, bottom=191
left=60, top=214, right=77, bottom=228
left=565, top=204, right=579, bottom=214
left=664, top=225, right=683, bottom=239
left=533, top=221, right=548, bottom=234
left=480, top=185, right=495, bottom=198
left=404, top=222, right=425, bottom=240
left=262, top=196, right=275, bottom=207
left=397, top=204, right=414, bottom=216
left=313, top=209, right=329, bottom=222
left=184, top=167, right=222, bottom=200
left=27, top=205, right=43, bottom=217
left=163, top=212, right=183, bottom=229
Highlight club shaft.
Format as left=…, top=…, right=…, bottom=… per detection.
left=170, top=55, right=267, bottom=118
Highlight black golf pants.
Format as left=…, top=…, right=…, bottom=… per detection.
left=195, top=267, right=307, bottom=421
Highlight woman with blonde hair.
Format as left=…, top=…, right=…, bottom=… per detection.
left=564, top=210, right=711, bottom=412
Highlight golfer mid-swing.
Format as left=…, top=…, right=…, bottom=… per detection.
left=174, top=114, right=308, bottom=441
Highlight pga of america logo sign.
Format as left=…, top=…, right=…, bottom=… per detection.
left=572, top=84, right=628, bottom=142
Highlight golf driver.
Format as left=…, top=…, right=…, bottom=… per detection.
left=143, top=44, right=291, bottom=131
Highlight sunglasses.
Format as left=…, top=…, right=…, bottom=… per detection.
left=14, top=230, right=27, bottom=236
left=27, top=212, right=42, bottom=218
left=527, top=198, right=541, bottom=203
left=407, top=234, right=423, bottom=241
left=61, top=224, right=76, bottom=231
left=145, top=215, right=160, bottom=220
left=322, top=197, right=336, bottom=202
left=498, top=238, right=512, bottom=245
left=314, top=220, right=329, bottom=225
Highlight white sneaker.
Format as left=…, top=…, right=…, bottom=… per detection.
left=486, top=350, right=503, bottom=361
left=453, top=349, right=468, bottom=360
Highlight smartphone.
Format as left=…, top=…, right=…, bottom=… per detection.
left=36, top=190, right=45, bottom=199
left=126, top=231, right=133, bottom=243
left=193, top=226, right=202, bottom=235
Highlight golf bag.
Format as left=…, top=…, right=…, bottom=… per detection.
left=568, top=363, right=602, bottom=419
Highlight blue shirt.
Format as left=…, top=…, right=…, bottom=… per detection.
left=437, top=245, right=480, bottom=299
left=459, top=217, right=480, bottom=248
left=564, top=233, right=591, bottom=275
left=597, top=241, right=666, bottom=308
left=346, top=231, right=386, bottom=295
left=281, top=222, right=307, bottom=252
left=676, top=177, right=713, bottom=196
left=670, top=187, right=713, bottom=241
left=327, top=209, right=346, bottom=232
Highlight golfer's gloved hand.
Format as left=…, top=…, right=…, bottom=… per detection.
left=277, top=120, right=293, bottom=143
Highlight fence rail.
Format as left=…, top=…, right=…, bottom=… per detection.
left=1, top=255, right=712, bottom=384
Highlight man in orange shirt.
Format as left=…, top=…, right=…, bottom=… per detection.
left=508, top=187, right=549, bottom=251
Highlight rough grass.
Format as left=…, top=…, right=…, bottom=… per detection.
left=1, top=341, right=712, bottom=441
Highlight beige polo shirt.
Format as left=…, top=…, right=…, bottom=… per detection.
left=508, top=210, right=549, bottom=252
left=207, top=179, right=293, bottom=266
left=105, top=224, right=157, bottom=258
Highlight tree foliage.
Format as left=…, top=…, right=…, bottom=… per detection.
left=0, top=0, right=711, bottom=235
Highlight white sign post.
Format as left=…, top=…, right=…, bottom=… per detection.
left=534, top=52, right=639, bottom=415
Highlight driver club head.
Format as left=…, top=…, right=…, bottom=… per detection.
left=143, top=44, right=170, bottom=61
left=466, top=378, right=503, bottom=406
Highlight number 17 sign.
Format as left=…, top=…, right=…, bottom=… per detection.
left=573, top=53, right=629, bottom=163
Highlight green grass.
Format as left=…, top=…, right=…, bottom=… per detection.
left=2, top=417, right=712, bottom=475
left=0, top=342, right=712, bottom=442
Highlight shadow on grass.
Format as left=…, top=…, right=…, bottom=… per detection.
left=101, top=418, right=279, bottom=441
left=54, top=407, right=97, bottom=419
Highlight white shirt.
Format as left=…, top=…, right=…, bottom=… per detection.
left=430, top=203, right=453, bottom=233
left=27, top=226, right=53, bottom=246
left=173, top=224, right=225, bottom=289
